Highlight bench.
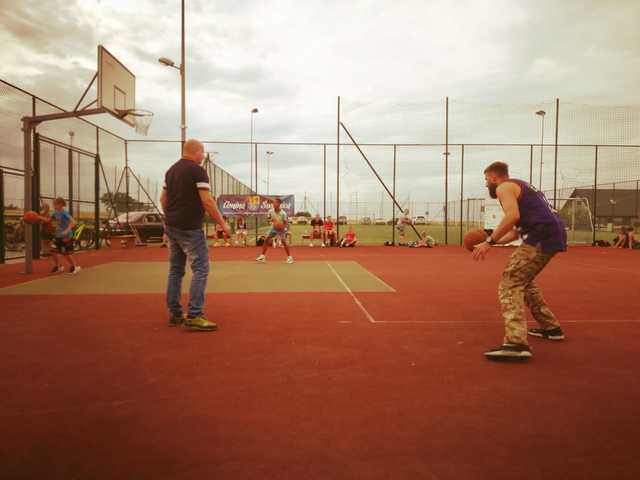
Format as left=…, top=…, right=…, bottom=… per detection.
left=110, top=235, right=137, bottom=250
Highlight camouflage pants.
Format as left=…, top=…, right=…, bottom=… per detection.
left=498, top=244, right=561, bottom=345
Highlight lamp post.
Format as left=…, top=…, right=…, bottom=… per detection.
left=536, top=110, right=546, bottom=190
left=250, top=108, right=259, bottom=192
left=158, top=0, right=186, bottom=143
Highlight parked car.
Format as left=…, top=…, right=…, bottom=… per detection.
left=105, top=211, right=165, bottom=243
left=362, top=217, right=372, bottom=225
left=414, top=216, right=426, bottom=225
left=374, top=218, right=386, bottom=225
left=338, top=216, right=348, bottom=225
left=295, top=216, right=309, bottom=225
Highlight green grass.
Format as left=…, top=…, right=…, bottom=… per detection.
left=211, top=222, right=615, bottom=247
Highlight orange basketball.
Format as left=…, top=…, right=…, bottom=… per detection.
left=272, top=221, right=284, bottom=232
left=463, top=229, right=488, bottom=251
left=23, top=211, right=40, bottom=225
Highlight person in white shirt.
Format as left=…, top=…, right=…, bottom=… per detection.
left=396, top=209, right=411, bottom=245
left=256, top=198, right=294, bottom=264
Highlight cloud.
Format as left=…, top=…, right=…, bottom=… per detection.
left=1, top=0, right=640, bottom=209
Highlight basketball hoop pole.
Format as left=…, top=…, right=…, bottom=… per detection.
left=21, top=107, right=106, bottom=273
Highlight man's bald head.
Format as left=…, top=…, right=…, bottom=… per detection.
left=182, top=139, right=205, bottom=164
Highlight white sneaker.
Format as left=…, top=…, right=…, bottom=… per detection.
left=69, top=266, right=81, bottom=275
left=256, top=254, right=266, bottom=263
left=309, top=243, right=314, bottom=247
left=321, top=243, right=326, bottom=248
left=286, top=256, right=294, bottom=264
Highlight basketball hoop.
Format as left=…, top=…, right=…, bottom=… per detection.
left=116, top=109, right=154, bottom=136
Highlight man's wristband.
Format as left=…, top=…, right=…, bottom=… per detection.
left=486, top=236, right=497, bottom=246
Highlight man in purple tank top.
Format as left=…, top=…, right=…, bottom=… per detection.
left=473, top=162, right=566, bottom=360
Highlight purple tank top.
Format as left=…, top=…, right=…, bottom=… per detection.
left=507, top=179, right=567, bottom=254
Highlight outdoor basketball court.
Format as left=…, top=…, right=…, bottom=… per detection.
left=1, top=245, right=639, bottom=479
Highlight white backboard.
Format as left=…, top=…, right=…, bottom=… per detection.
left=97, top=45, right=136, bottom=127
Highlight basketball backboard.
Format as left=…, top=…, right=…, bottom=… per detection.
left=97, top=45, right=136, bottom=126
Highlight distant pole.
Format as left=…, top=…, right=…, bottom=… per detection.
left=323, top=144, right=326, bottom=220
left=180, top=0, right=186, bottom=143
left=536, top=110, right=546, bottom=190
left=336, top=96, right=341, bottom=238
left=553, top=98, right=560, bottom=209
left=444, top=96, right=449, bottom=245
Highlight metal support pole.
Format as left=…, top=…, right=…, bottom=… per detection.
left=323, top=144, right=326, bottom=220
left=95, top=155, right=101, bottom=249
left=392, top=144, right=397, bottom=245
left=553, top=98, right=560, bottom=209
left=337, top=96, right=341, bottom=239
left=32, top=134, right=41, bottom=259
left=593, top=146, right=598, bottom=245
left=125, top=141, right=129, bottom=225
left=180, top=0, right=186, bottom=143
left=444, top=96, right=449, bottom=245
left=255, top=143, right=258, bottom=196
left=529, top=144, right=533, bottom=184
left=460, top=144, right=464, bottom=245
left=23, top=118, right=33, bottom=273
left=68, top=148, right=73, bottom=217
left=0, top=169, right=5, bottom=264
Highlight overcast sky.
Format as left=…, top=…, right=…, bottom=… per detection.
left=1, top=0, right=639, bottom=214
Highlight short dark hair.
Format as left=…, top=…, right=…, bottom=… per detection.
left=273, top=197, right=281, bottom=203
left=484, top=162, right=509, bottom=177
left=53, top=197, right=66, bottom=207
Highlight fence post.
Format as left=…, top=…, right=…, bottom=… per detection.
left=459, top=144, right=464, bottom=245
left=553, top=98, right=560, bottom=209
left=323, top=144, right=326, bottom=221
left=32, top=133, right=41, bottom=259
left=592, top=146, right=598, bottom=245
left=336, top=96, right=341, bottom=239
left=68, top=146, right=73, bottom=217
left=0, top=169, right=4, bottom=264
left=444, top=96, right=449, bottom=245
left=392, top=145, right=397, bottom=245
left=95, top=155, right=101, bottom=249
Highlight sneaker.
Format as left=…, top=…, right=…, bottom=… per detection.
left=183, top=316, right=217, bottom=331
left=528, top=327, right=565, bottom=341
left=225, top=243, right=231, bottom=247
left=50, top=265, right=64, bottom=274
left=256, top=254, right=266, bottom=263
left=484, top=343, right=533, bottom=360
left=286, top=256, right=294, bottom=264
left=168, top=313, right=185, bottom=327
left=69, top=266, right=81, bottom=275
left=321, top=243, right=326, bottom=248
left=309, top=243, right=314, bottom=247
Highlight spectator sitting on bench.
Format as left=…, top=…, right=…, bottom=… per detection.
left=309, top=213, right=324, bottom=247
left=613, top=226, right=636, bottom=249
left=339, top=226, right=357, bottom=248
left=409, top=231, right=436, bottom=248
left=323, top=215, right=337, bottom=247
left=213, top=215, right=231, bottom=247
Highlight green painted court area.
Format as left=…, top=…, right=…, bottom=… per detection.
left=0, top=261, right=395, bottom=295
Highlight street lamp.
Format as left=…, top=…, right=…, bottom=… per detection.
left=250, top=107, right=259, bottom=192
left=158, top=0, right=186, bottom=143
left=265, top=151, right=274, bottom=194
left=536, top=110, right=546, bottom=190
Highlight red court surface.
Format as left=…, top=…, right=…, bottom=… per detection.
left=1, top=246, right=639, bottom=480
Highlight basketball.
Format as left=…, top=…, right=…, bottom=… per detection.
left=272, top=221, right=285, bottom=232
left=23, top=211, right=40, bottom=225
left=463, top=229, right=488, bottom=251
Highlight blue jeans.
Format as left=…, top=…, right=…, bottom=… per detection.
left=166, top=226, right=210, bottom=318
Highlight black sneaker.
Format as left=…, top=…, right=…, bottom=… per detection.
left=168, top=313, right=185, bottom=327
left=528, top=327, right=565, bottom=341
left=484, top=343, right=533, bottom=360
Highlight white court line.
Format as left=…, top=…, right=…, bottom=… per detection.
left=372, top=319, right=640, bottom=324
left=362, top=269, right=396, bottom=292
left=326, top=262, right=376, bottom=324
